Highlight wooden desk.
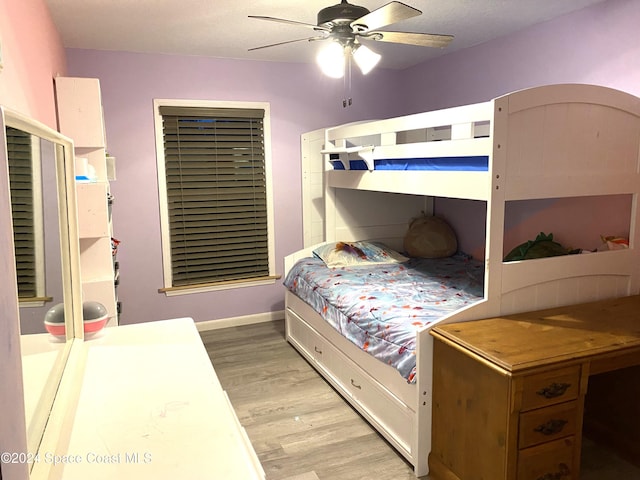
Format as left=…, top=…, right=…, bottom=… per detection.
left=429, top=295, right=640, bottom=480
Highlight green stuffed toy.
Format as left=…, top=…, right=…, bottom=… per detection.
left=504, top=232, right=579, bottom=262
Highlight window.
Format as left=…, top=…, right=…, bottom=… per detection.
left=154, top=100, right=276, bottom=294
left=7, top=127, right=45, bottom=302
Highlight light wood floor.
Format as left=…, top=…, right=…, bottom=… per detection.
left=201, top=320, right=640, bottom=480
left=201, top=320, right=424, bottom=480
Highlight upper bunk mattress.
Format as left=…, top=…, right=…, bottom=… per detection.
left=330, top=156, right=489, bottom=171
left=284, top=253, right=484, bottom=383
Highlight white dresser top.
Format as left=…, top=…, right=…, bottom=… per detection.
left=58, top=318, right=263, bottom=479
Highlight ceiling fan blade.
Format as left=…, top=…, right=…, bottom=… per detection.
left=351, top=2, right=421, bottom=32
left=367, top=31, right=454, bottom=48
left=248, top=15, right=330, bottom=32
left=248, top=36, right=325, bottom=52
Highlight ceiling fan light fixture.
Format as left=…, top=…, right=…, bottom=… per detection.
left=316, top=41, right=345, bottom=78
left=250, top=1, right=453, bottom=80
left=353, top=44, right=381, bottom=75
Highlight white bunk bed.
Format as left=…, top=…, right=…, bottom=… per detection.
left=284, top=84, right=640, bottom=477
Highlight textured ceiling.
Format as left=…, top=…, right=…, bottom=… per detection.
left=46, top=0, right=608, bottom=70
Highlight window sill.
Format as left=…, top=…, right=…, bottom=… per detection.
left=19, top=296, right=53, bottom=308
left=158, top=275, right=281, bottom=296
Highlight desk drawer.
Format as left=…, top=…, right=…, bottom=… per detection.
left=519, top=401, right=578, bottom=449
left=521, top=366, right=580, bottom=411
left=517, top=436, right=575, bottom=480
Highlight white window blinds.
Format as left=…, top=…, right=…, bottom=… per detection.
left=159, top=106, right=269, bottom=287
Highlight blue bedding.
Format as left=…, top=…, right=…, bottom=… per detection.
left=284, top=254, right=484, bottom=382
left=330, top=156, right=489, bottom=171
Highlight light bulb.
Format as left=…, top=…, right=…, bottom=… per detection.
left=316, top=42, right=345, bottom=79
left=353, top=44, right=381, bottom=75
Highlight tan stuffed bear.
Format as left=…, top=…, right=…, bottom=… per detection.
left=403, top=214, right=457, bottom=258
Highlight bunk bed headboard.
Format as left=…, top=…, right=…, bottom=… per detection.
left=494, top=83, right=640, bottom=202
left=324, top=188, right=432, bottom=252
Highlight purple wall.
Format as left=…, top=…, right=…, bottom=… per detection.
left=65, top=51, right=402, bottom=324
left=398, top=0, right=640, bottom=112
left=66, top=0, right=640, bottom=325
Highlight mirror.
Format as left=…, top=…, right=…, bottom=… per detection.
left=0, top=106, right=82, bottom=468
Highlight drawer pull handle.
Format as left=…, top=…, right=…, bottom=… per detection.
left=314, top=346, right=322, bottom=354
left=350, top=379, right=362, bottom=389
left=535, top=463, right=570, bottom=480
left=534, top=419, right=568, bottom=435
left=536, top=382, right=571, bottom=399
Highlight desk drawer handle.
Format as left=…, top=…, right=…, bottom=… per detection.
left=536, top=382, right=571, bottom=399
left=535, top=463, right=570, bottom=480
left=534, top=419, right=568, bottom=436
left=314, top=346, right=322, bottom=354
left=350, top=379, right=362, bottom=389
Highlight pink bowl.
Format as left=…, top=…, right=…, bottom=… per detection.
left=44, top=314, right=108, bottom=337
left=83, top=315, right=108, bottom=335
left=44, top=320, right=66, bottom=337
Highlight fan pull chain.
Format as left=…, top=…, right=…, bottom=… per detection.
left=343, top=54, right=353, bottom=108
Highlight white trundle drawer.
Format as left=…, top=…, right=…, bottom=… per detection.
left=331, top=346, right=414, bottom=456
left=286, top=308, right=329, bottom=363
left=285, top=307, right=414, bottom=456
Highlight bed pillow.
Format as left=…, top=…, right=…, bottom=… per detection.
left=403, top=214, right=458, bottom=258
left=313, top=241, right=408, bottom=268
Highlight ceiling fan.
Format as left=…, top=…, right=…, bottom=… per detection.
left=248, top=0, right=454, bottom=77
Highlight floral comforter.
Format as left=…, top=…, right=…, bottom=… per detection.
left=284, top=254, right=484, bottom=383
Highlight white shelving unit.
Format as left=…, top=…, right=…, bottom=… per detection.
left=55, top=76, right=119, bottom=327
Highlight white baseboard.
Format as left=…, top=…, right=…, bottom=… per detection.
left=195, top=310, right=285, bottom=332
